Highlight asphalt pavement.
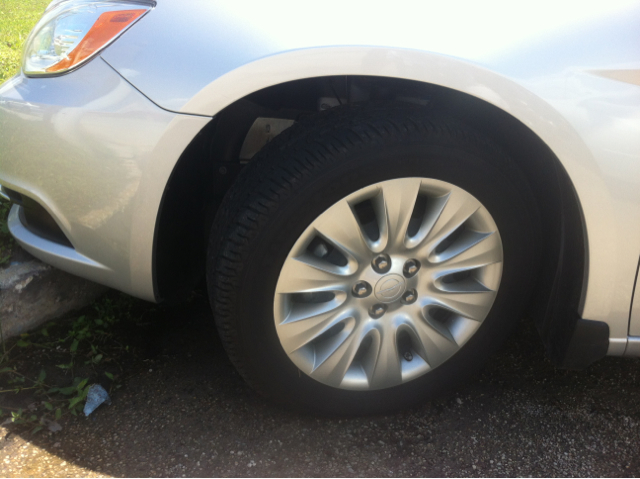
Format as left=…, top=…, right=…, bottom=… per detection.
left=1, top=297, right=640, bottom=477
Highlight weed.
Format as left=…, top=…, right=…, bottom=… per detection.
left=0, top=293, right=142, bottom=433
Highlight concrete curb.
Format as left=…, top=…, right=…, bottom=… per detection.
left=0, top=256, right=107, bottom=340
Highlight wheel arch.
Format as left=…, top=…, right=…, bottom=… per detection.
left=154, top=67, right=605, bottom=367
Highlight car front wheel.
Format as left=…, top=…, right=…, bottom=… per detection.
left=208, top=104, right=539, bottom=414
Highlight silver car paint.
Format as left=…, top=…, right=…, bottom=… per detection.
left=0, top=1, right=639, bottom=352
left=0, top=59, right=209, bottom=300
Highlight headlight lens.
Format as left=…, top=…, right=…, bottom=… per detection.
left=23, top=1, right=152, bottom=77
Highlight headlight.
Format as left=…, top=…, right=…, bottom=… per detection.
left=23, top=0, right=153, bottom=77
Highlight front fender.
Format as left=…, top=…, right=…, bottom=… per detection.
left=102, top=0, right=640, bottom=350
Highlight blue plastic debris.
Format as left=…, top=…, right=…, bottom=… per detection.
left=83, top=384, right=111, bottom=416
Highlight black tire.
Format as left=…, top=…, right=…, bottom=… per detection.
left=207, top=104, right=539, bottom=415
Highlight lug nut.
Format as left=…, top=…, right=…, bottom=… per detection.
left=401, top=288, right=418, bottom=305
left=369, top=303, right=387, bottom=319
left=351, top=281, right=372, bottom=298
left=403, top=259, right=421, bottom=278
left=313, top=242, right=329, bottom=258
left=372, top=254, right=392, bottom=274
left=403, top=351, right=414, bottom=362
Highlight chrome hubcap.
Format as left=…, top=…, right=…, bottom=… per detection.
left=273, top=178, right=503, bottom=390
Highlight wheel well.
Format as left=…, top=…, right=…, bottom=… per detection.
left=154, top=75, right=587, bottom=366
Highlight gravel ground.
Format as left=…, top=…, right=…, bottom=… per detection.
left=1, top=298, right=640, bottom=477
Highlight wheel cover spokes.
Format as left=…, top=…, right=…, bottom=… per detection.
left=274, top=178, right=503, bottom=390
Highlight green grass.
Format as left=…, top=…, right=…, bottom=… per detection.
left=0, top=0, right=50, bottom=84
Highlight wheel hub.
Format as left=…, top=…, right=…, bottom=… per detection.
left=374, top=274, right=406, bottom=303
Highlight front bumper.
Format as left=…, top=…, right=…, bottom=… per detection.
left=0, top=58, right=210, bottom=301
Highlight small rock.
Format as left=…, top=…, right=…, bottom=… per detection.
left=45, top=420, right=62, bottom=433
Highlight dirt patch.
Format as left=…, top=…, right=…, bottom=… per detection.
left=1, top=294, right=640, bottom=477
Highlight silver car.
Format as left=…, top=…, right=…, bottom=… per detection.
left=1, top=0, right=639, bottom=414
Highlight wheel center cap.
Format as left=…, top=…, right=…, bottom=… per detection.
left=374, top=274, right=406, bottom=303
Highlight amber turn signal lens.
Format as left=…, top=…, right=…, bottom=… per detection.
left=46, top=9, right=146, bottom=73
